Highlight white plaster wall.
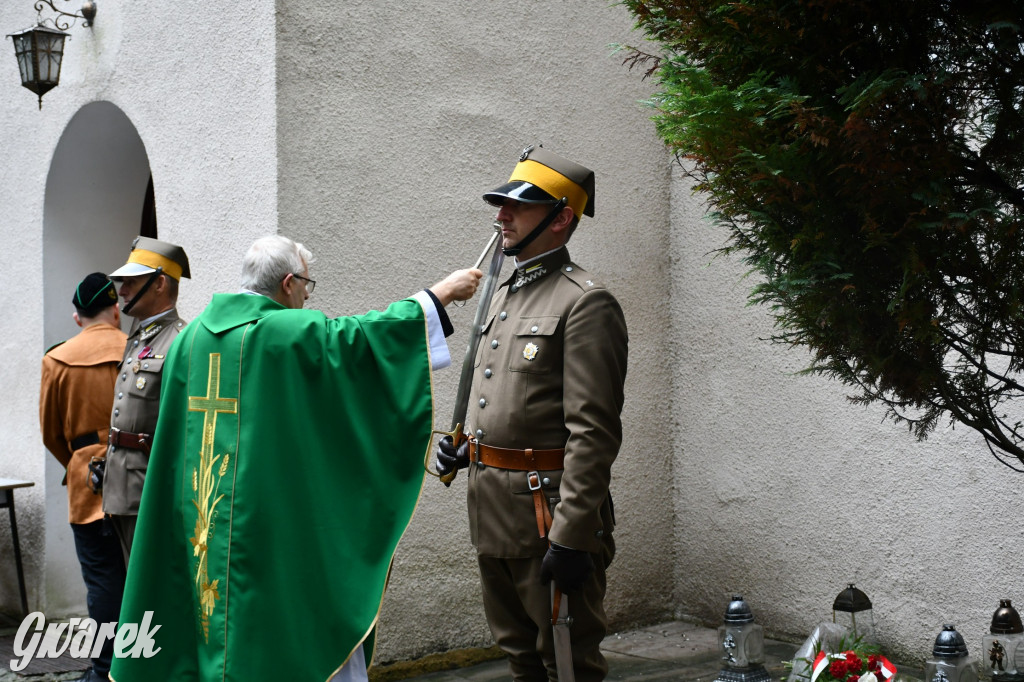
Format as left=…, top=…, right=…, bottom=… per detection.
left=4, top=0, right=1016, bottom=671
left=669, top=161, right=1023, bottom=664
left=275, top=0, right=673, bottom=664
left=0, top=0, right=277, bottom=615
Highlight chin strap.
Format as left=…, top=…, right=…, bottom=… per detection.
left=121, top=267, right=164, bottom=315
left=502, top=198, right=568, bottom=257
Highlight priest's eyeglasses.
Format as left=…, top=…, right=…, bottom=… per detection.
left=291, top=273, right=316, bottom=294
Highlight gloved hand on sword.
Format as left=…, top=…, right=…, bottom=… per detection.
left=541, top=542, right=595, bottom=593
left=435, top=434, right=470, bottom=486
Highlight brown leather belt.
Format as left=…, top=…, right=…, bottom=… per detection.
left=470, top=441, right=565, bottom=539
left=469, top=441, right=565, bottom=471
left=108, top=427, right=152, bottom=455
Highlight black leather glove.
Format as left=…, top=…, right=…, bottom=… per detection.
left=435, top=435, right=470, bottom=485
left=541, top=542, right=595, bottom=593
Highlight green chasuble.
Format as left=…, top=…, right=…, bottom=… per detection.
left=110, top=293, right=434, bottom=682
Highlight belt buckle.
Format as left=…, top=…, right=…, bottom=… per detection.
left=527, top=471, right=542, bottom=491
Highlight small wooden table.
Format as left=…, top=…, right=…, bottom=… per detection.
left=0, top=478, right=34, bottom=616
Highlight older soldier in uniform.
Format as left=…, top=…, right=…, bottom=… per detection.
left=39, top=273, right=127, bottom=682
left=437, top=146, right=628, bottom=681
left=103, top=236, right=190, bottom=563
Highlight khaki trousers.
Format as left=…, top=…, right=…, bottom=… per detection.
left=477, top=537, right=614, bottom=682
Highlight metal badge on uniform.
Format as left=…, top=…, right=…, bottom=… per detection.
left=136, top=376, right=147, bottom=390
left=132, top=360, right=141, bottom=373
left=523, top=342, right=539, bottom=361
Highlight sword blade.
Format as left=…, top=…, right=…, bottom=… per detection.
left=450, top=225, right=504, bottom=434
left=552, top=584, right=576, bottom=682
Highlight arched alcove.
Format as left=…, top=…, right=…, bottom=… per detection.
left=41, top=101, right=153, bottom=616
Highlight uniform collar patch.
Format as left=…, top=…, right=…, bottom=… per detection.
left=140, top=324, right=163, bottom=341
left=513, top=263, right=547, bottom=290
left=509, top=247, right=571, bottom=293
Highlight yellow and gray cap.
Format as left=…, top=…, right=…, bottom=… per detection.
left=109, top=236, right=191, bottom=281
left=483, top=145, right=595, bottom=219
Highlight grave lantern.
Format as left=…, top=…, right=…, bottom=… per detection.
left=833, top=584, right=875, bottom=640
left=716, top=595, right=771, bottom=682
left=926, top=625, right=980, bottom=682
left=981, top=600, right=1024, bottom=682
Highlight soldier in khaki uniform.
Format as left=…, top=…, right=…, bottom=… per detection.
left=40, top=273, right=128, bottom=682
left=437, top=146, right=628, bottom=681
left=103, top=236, right=190, bottom=563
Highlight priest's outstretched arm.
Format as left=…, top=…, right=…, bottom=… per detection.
left=413, top=268, right=483, bottom=371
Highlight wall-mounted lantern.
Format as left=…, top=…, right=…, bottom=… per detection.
left=7, top=0, right=96, bottom=109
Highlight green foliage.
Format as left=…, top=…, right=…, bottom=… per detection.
left=622, top=0, right=1024, bottom=468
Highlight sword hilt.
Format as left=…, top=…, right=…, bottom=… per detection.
left=424, top=424, right=467, bottom=483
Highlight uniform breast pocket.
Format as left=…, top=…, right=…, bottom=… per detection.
left=127, top=358, right=164, bottom=399
left=508, top=316, right=560, bottom=374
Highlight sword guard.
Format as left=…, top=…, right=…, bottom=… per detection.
left=425, top=424, right=467, bottom=482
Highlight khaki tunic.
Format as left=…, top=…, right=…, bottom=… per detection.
left=466, top=247, right=628, bottom=557
left=39, top=323, right=127, bottom=524
left=102, top=308, right=187, bottom=516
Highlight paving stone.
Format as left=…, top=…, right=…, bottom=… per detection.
left=404, top=621, right=798, bottom=681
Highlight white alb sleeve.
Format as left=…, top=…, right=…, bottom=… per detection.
left=412, top=290, right=451, bottom=371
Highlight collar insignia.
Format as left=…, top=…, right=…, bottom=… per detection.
left=514, top=263, right=547, bottom=290
left=140, top=324, right=163, bottom=341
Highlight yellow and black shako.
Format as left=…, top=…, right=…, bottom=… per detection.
left=483, top=144, right=596, bottom=257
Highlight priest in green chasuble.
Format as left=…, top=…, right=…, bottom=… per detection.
left=110, top=235, right=481, bottom=682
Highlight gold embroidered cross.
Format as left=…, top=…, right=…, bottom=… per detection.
left=189, top=353, right=238, bottom=457
left=188, top=353, right=238, bottom=642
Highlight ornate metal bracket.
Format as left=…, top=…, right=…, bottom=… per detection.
left=33, top=0, right=96, bottom=31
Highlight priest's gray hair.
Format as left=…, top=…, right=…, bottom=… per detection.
left=240, top=235, right=315, bottom=296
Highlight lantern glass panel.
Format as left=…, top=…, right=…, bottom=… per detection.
left=981, top=633, right=1024, bottom=679
left=925, top=657, right=980, bottom=682
left=719, top=622, right=765, bottom=668
left=834, top=609, right=876, bottom=640
left=11, top=33, right=35, bottom=83
left=37, top=31, right=65, bottom=85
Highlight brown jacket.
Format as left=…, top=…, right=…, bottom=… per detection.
left=103, top=308, right=187, bottom=516
left=466, top=247, right=628, bottom=557
left=40, top=322, right=127, bottom=524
